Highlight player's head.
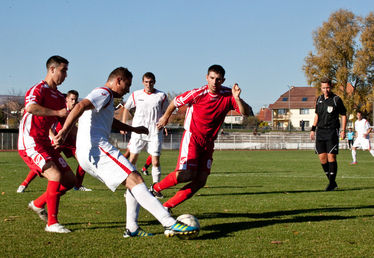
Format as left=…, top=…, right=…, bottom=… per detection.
left=46, top=55, right=69, bottom=86
left=107, top=67, right=133, bottom=97
left=320, top=77, right=332, bottom=97
left=356, top=111, right=362, bottom=120
left=348, top=127, right=352, bottom=131
left=206, top=65, right=225, bottom=94
left=142, top=72, right=156, bottom=93
left=66, top=90, right=79, bottom=111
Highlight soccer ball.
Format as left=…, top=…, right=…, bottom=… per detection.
left=176, top=214, right=200, bottom=240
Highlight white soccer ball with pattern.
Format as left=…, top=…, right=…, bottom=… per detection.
left=176, top=214, right=200, bottom=239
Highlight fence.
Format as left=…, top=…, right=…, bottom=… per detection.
left=0, top=130, right=357, bottom=151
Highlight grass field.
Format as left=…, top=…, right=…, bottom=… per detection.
left=1, top=149, right=374, bottom=257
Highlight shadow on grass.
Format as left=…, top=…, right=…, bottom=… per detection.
left=196, top=205, right=374, bottom=239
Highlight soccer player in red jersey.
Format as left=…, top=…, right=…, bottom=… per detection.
left=18, top=56, right=77, bottom=233
left=150, top=64, right=253, bottom=209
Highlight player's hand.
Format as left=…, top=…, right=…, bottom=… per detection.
left=120, top=130, right=128, bottom=135
left=157, top=116, right=169, bottom=130
left=232, top=83, right=241, bottom=99
left=52, top=131, right=66, bottom=148
left=133, top=126, right=148, bottom=135
left=340, top=131, right=346, bottom=140
left=310, top=131, right=315, bottom=141
left=57, top=108, right=69, bottom=118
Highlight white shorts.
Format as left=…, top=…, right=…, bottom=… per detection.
left=76, top=141, right=135, bottom=192
left=352, top=137, right=371, bottom=150
left=128, top=132, right=162, bottom=156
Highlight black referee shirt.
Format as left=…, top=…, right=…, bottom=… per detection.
left=315, top=93, right=346, bottom=129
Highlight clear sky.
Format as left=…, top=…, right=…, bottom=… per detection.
left=0, top=0, right=372, bottom=113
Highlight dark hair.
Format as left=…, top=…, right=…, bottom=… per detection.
left=320, top=77, right=332, bottom=86
left=66, top=90, right=79, bottom=98
left=107, top=67, right=133, bottom=81
left=208, top=64, right=225, bottom=77
left=142, top=72, right=156, bottom=82
left=46, top=55, right=69, bottom=69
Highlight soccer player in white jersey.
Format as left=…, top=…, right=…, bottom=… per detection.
left=351, top=111, right=374, bottom=164
left=53, top=67, right=198, bottom=238
left=123, top=72, right=169, bottom=186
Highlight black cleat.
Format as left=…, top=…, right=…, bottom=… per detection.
left=149, top=183, right=164, bottom=199
left=325, top=181, right=338, bottom=191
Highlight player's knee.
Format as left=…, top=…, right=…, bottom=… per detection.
left=125, top=171, right=144, bottom=189
left=176, top=170, right=194, bottom=182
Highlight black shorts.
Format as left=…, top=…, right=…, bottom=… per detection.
left=315, top=128, right=339, bottom=154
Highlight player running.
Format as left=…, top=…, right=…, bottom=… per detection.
left=123, top=72, right=169, bottom=185
left=18, top=55, right=77, bottom=233
left=53, top=67, right=198, bottom=238
left=351, top=111, right=374, bottom=164
left=149, top=64, right=252, bottom=209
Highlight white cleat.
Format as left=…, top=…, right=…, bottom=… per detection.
left=45, top=223, right=71, bottom=233
left=74, top=186, right=92, bottom=191
left=17, top=185, right=26, bottom=193
left=28, top=201, right=48, bottom=222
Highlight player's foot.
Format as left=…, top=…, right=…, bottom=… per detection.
left=45, top=223, right=71, bottom=233
left=74, top=186, right=92, bottom=191
left=17, top=185, right=27, bottom=193
left=350, top=162, right=357, bottom=165
left=141, top=167, right=149, bottom=176
left=164, top=221, right=199, bottom=238
left=325, top=181, right=338, bottom=191
left=28, top=201, right=48, bottom=222
left=149, top=183, right=163, bottom=199
left=123, top=227, right=154, bottom=238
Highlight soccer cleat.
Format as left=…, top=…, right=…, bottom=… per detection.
left=149, top=183, right=163, bottom=199
left=28, top=201, right=48, bottom=222
left=325, top=181, right=338, bottom=191
left=350, top=162, right=357, bottom=165
left=141, top=167, right=149, bottom=176
left=164, top=221, right=199, bottom=238
left=74, top=186, right=92, bottom=191
left=17, top=185, right=27, bottom=193
left=123, top=227, right=154, bottom=238
left=45, top=223, right=71, bottom=233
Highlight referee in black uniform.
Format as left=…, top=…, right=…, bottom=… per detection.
left=310, top=77, right=347, bottom=191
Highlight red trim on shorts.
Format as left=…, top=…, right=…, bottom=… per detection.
left=99, top=146, right=133, bottom=175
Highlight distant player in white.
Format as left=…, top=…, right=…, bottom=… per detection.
left=53, top=67, right=198, bottom=238
left=351, top=111, right=374, bottom=164
left=123, top=72, right=168, bottom=184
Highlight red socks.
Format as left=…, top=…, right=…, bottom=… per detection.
left=22, top=170, right=37, bottom=186
left=154, top=171, right=178, bottom=192
left=46, top=181, right=61, bottom=226
left=163, top=187, right=192, bottom=208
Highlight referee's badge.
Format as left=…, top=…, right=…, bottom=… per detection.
left=327, top=106, right=333, bottom=113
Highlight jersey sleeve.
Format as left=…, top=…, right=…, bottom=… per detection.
left=174, top=88, right=202, bottom=108
left=124, top=92, right=136, bottom=110
left=336, top=97, right=347, bottom=115
left=85, top=87, right=112, bottom=112
left=25, top=85, right=43, bottom=109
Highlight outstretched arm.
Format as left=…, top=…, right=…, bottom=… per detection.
left=112, top=119, right=148, bottom=135
left=26, top=103, right=68, bottom=118
left=157, top=100, right=177, bottom=130
left=232, top=84, right=253, bottom=116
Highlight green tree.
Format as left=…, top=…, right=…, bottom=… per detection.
left=303, top=9, right=374, bottom=116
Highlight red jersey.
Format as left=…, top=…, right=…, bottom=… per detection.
left=174, top=85, right=240, bottom=142
left=18, top=81, right=66, bottom=150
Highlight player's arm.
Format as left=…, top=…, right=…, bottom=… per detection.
left=157, top=100, right=177, bottom=130
left=340, top=115, right=347, bottom=140
left=26, top=103, right=68, bottom=118
left=112, top=118, right=148, bottom=135
left=53, top=99, right=94, bottom=147
left=232, top=84, right=253, bottom=116
left=310, top=114, right=318, bottom=140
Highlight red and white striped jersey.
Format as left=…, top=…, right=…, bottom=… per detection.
left=174, top=85, right=241, bottom=142
left=18, top=81, right=66, bottom=150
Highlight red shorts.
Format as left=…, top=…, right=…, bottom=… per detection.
left=18, top=146, right=71, bottom=176
left=175, top=131, right=214, bottom=173
left=58, top=145, right=76, bottom=158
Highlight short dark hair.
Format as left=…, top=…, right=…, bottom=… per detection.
left=66, top=90, right=79, bottom=98
left=320, top=77, right=332, bottom=85
left=46, top=55, right=69, bottom=69
left=208, top=64, right=225, bottom=77
left=142, top=72, right=156, bottom=82
left=107, top=67, right=133, bottom=81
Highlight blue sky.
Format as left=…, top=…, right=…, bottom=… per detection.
left=0, top=0, right=372, bottom=113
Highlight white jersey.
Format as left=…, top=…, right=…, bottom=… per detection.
left=76, top=87, right=115, bottom=149
left=354, top=119, right=370, bottom=139
left=124, top=89, right=168, bottom=136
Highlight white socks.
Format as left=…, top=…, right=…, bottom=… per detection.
left=125, top=189, right=140, bottom=232
left=152, top=166, right=161, bottom=183
left=129, top=183, right=175, bottom=228
left=352, top=149, right=357, bottom=162
left=370, top=149, right=374, bottom=157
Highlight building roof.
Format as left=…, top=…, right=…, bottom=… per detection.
left=268, top=86, right=317, bottom=110
left=257, top=107, right=272, bottom=122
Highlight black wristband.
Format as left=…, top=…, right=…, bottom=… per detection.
left=311, top=126, right=316, bottom=132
